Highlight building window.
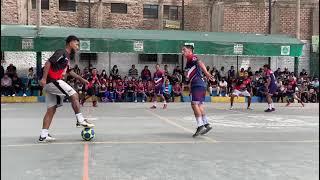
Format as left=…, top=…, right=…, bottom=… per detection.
left=163, top=5, right=182, bottom=20
left=162, top=54, right=179, bottom=64
left=139, top=54, right=158, bottom=64
left=32, top=0, right=49, bottom=10
left=111, top=3, right=127, bottom=14
left=143, top=4, right=158, bottom=19
left=80, top=53, right=97, bottom=61
left=59, top=0, right=76, bottom=12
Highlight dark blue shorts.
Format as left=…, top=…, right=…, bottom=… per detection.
left=155, top=86, right=164, bottom=95
left=191, top=86, right=206, bottom=103
left=268, top=86, right=277, bottom=95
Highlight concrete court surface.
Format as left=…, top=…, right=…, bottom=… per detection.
left=1, top=102, right=319, bottom=180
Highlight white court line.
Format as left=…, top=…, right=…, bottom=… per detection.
left=2, top=140, right=318, bottom=148
left=145, top=110, right=217, bottom=143
left=1, top=140, right=210, bottom=147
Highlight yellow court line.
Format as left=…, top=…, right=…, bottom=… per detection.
left=145, top=109, right=218, bottom=143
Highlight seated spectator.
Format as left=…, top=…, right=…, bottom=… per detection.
left=311, top=77, right=319, bottom=89
left=115, top=81, right=125, bottom=102
left=163, top=79, right=172, bottom=102
left=276, top=79, right=286, bottom=103
left=172, top=82, right=182, bottom=101
left=6, top=63, right=17, bottom=78
left=208, top=78, right=219, bottom=96
left=136, top=81, right=147, bottom=102
left=141, top=66, right=151, bottom=82
left=128, top=64, right=139, bottom=79
left=125, top=82, right=136, bottom=102
left=27, top=67, right=36, bottom=86
left=218, top=78, right=228, bottom=96
left=12, top=74, right=26, bottom=96
left=1, top=74, right=13, bottom=96
left=145, top=80, right=155, bottom=102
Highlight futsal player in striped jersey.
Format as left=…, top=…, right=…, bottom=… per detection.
left=182, top=45, right=214, bottom=137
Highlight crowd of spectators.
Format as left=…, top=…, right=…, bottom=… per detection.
left=1, top=63, right=319, bottom=104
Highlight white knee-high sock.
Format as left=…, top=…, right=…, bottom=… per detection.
left=196, top=116, right=204, bottom=127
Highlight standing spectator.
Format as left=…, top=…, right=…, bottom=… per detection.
left=100, top=69, right=108, bottom=80
left=128, top=64, right=139, bottom=79
left=141, top=65, right=151, bottom=82
left=274, top=68, right=282, bottom=78
left=6, top=63, right=17, bottom=78
left=73, top=64, right=81, bottom=75
left=0, top=65, right=4, bottom=79
left=238, top=68, right=245, bottom=78
left=219, top=66, right=227, bottom=80
left=163, top=79, right=173, bottom=102
left=247, top=67, right=253, bottom=77
left=300, top=69, right=308, bottom=78
left=283, top=68, right=290, bottom=76
left=136, top=81, right=147, bottom=102
left=173, top=65, right=182, bottom=75
left=172, top=82, right=182, bottom=101
left=110, top=65, right=121, bottom=80
left=12, top=74, right=26, bottom=96
left=218, top=77, right=228, bottom=96
left=171, top=71, right=183, bottom=85
left=228, top=66, right=236, bottom=81
left=164, top=64, right=170, bottom=77
left=1, top=74, right=13, bottom=96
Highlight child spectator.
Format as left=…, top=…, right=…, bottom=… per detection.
left=172, top=82, right=182, bottom=101
left=163, top=79, right=173, bottom=102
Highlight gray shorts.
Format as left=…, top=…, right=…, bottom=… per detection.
left=44, top=80, right=77, bottom=108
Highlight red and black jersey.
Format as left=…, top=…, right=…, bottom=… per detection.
left=47, top=49, right=71, bottom=82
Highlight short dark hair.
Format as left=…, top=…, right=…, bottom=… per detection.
left=263, top=64, right=270, bottom=69
left=65, top=35, right=79, bottom=45
left=183, top=45, right=194, bottom=51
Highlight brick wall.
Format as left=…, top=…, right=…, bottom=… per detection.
left=223, top=5, right=269, bottom=33
left=1, top=0, right=18, bottom=24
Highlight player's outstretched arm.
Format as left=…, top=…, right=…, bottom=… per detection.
left=69, top=70, right=89, bottom=85
left=198, top=60, right=213, bottom=81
